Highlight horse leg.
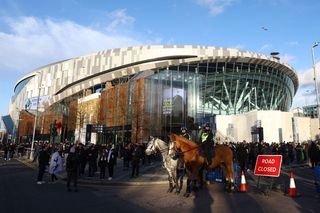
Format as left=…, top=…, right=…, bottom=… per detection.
left=178, top=174, right=184, bottom=193
left=184, top=178, right=191, bottom=197
left=175, top=169, right=183, bottom=194
left=198, top=168, right=204, bottom=189
left=220, top=164, right=231, bottom=191
left=167, top=175, right=174, bottom=193
left=227, top=162, right=235, bottom=192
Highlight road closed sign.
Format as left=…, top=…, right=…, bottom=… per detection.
left=254, top=155, right=283, bottom=177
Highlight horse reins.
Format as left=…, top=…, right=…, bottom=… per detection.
left=170, top=141, right=200, bottom=154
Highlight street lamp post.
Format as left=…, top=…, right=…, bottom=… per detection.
left=312, top=42, right=320, bottom=135
left=30, top=71, right=43, bottom=160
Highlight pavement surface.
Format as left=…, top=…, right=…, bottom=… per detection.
left=16, top=155, right=169, bottom=186
left=15, top=154, right=313, bottom=189
left=1, top=157, right=320, bottom=213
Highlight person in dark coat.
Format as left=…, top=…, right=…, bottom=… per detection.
left=87, top=146, right=95, bottom=177
left=236, top=141, right=248, bottom=172
left=106, top=145, right=117, bottom=180
left=37, top=146, right=50, bottom=184
left=131, top=143, right=142, bottom=178
left=66, top=145, right=80, bottom=192
left=308, top=141, right=320, bottom=168
left=8, top=142, right=15, bottom=160
left=78, top=144, right=87, bottom=176
left=98, top=150, right=107, bottom=179
left=3, top=143, right=8, bottom=161
left=122, top=144, right=131, bottom=170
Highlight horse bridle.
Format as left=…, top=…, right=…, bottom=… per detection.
left=148, top=137, right=168, bottom=154
left=170, top=140, right=200, bottom=154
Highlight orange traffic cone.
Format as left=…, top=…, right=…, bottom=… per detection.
left=240, top=170, right=247, bottom=192
left=288, top=171, right=297, bottom=197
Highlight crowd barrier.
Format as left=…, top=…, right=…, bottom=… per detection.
left=206, top=161, right=241, bottom=187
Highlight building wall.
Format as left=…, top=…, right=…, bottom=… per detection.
left=10, top=45, right=298, bottom=122
left=216, top=110, right=318, bottom=143
left=74, top=93, right=100, bottom=144
left=17, top=110, right=35, bottom=142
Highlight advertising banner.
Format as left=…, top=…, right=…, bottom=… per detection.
left=24, top=96, right=49, bottom=110
left=162, top=88, right=184, bottom=115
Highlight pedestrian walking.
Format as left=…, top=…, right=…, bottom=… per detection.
left=122, top=144, right=131, bottom=170
left=98, top=150, right=107, bottom=179
left=131, top=143, right=142, bottom=178
left=49, top=148, right=64, bottom=183
left=66, top=146, right=80, bottom=192
left=87, top=146, right=95, bottom=177
left=37, top=146, right=49, bottom=184
left=107, top=145, right=116, bottom=180
left=3, top=143, right=8, bottom=161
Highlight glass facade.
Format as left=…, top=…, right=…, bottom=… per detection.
left=143, top=61, right=295, bottom=137
left=12, top=76, right=33, bottom=102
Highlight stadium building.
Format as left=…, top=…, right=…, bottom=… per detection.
left=7, top=45, right=318, bottom=144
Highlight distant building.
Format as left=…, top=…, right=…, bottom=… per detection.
left=303, top=104, right=318, bottom=118
left=9, top=45, right=309, bottom=143
left=0, top=116, right=6, bottom=142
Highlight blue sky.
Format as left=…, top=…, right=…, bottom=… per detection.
left=0, top=0, right=320, bottom=115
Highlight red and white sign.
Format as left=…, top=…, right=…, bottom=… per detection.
left=254, top=155, right=282, bottom=177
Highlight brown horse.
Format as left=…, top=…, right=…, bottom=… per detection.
left=168, top=133, right=235, bottom=196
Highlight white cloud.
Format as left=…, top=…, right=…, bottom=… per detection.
left=0, top=11, right=157, bottom=75
left=297, top=62, right=320, bottom=87
left=195, top=0, right=235, bottom=16
left=259, top=43, right=272, bottom=52
left=231, top=44, right=245, bottom=50
left=280, top=54, right=295, bottom=64
left=285, top=41, right=299, bottom=46
left=106, top=9, right=135, bottom=32
left=291, top=62, right=320, bottom=108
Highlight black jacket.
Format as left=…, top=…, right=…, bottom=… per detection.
left=38, top=150, right=49, bottom=168
left=66, top=153, right=80, bottom=173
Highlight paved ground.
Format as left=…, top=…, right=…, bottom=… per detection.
left=1, top=156, right=320, bottom=213
left=16, top=155, right=169, bottom=185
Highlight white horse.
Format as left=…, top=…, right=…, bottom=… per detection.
left=145, top=136, right=184, bottom=193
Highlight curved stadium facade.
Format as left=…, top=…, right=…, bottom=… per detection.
left=10, top=45, right=299, bottom=144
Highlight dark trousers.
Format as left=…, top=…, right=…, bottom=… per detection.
left=202, top=142, right=213, bottom=159
left=37, top=166, right=45, bottom=181
left=51, top=174, right=58, bottom=182
left=67, top=172, right=78, bottom=189
left=80, top=160, right=86, bottom=175
left=108, top=164, right=114, bottom=177
left=100, top=167, right=106, bottom=179
left=123, top=158, right=130, bottom=169
left=88, top=161, right=95, bottom=177
left=131, top=159, right=140, bottom=177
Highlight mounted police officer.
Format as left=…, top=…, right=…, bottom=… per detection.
left=180, top=126, right=191, bottom=140
left=198, top=123, right=215, bottom=165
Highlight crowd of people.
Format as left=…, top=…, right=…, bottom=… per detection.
left=0, top=140, right=154, bottom=192
left=1, top=130, right=320, bottom=192
left=177, top=124, right=320, bottom=172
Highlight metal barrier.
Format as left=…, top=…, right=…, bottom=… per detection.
left=205, top=161, right=240, bottom=186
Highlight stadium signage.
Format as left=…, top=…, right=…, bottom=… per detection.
left=254, top=155, right=282, bottom=177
